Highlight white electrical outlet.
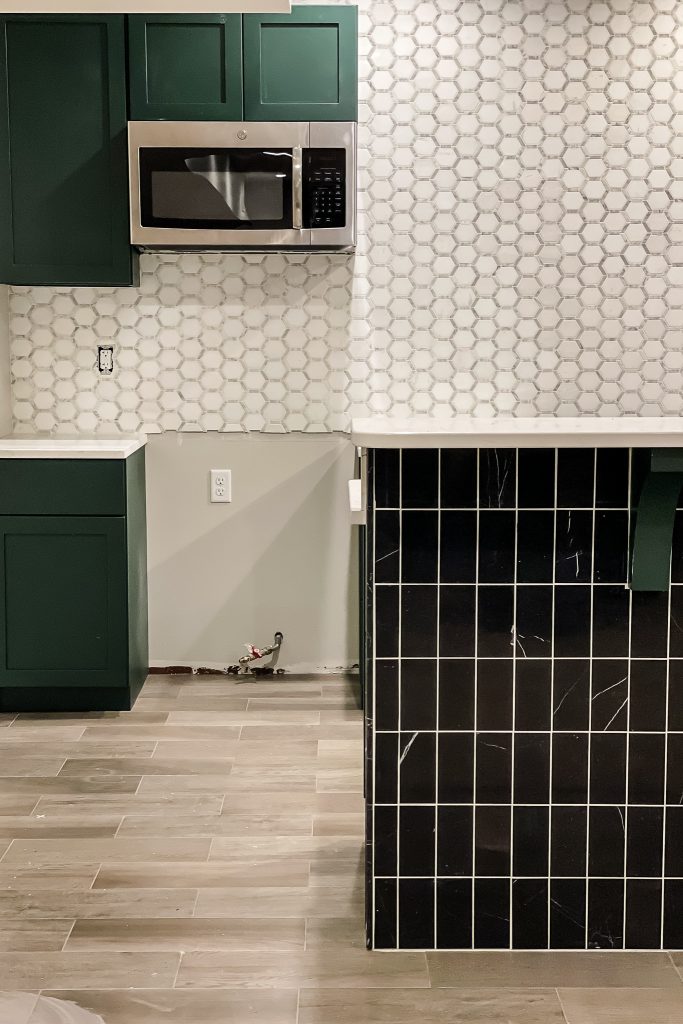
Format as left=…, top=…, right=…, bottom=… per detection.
left=210, top=469, right=232, bottom=503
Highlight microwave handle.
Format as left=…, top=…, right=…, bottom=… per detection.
left=292, top=146, right=303, bottom=230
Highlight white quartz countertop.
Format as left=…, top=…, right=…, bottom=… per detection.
left=351, top=416, right=683, bottom=449
left=0, top=436, right=147, bottom=459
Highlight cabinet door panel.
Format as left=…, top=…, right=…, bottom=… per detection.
left=129, top=14, right=243, bottom=120
left=0, top=15, right=135, bottom=286
left=244, top=5, right=358, bottom=121
left=0, top=517, right=127, bottom=687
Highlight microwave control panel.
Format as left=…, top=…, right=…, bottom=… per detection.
left=303, top=149, right=346, bottom=229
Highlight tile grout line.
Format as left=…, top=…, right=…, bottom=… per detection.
left=508, top=447, right=520, bottom=950
left=433, top=447, right=441, bottom=949
left=471, top=448, right=480, bottom=949
left=548, top=447, right=558, bottom=949
left=395, top=449, right=403, bottom=949
left=584, top=448, right=598, bottom=949
left=661, top=476, right=673, bottom=950
left=622, top=448, right=634, bottom=949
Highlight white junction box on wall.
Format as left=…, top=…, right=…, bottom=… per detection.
left=210, top=469, right=232, bottom=503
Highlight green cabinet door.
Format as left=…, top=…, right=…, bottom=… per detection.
left=0, top=516, right=128, bottom=688
left=244, top=5, right=358, bottom=121
left=0, top=15, right=136, bottom=286
left=129, top=14, right=243, bottom=120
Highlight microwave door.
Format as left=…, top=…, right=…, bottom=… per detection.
left=185, top=155, right=287, bottom=223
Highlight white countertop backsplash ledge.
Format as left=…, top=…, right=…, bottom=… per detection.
left=0, top=435, right=147, bottom=459
left=351, top=416, right=683, bottom=449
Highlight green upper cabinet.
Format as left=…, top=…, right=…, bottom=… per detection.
left=128, top=14, right=243, bottom=121
left=0, top=15, right=136, bottom=287
left=243, top=5, right=358, bottom=121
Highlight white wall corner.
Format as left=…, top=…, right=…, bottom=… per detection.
left=0, top=286, right=10, bottom=435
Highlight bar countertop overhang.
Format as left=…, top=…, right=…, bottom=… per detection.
left=351, top=415, right=683, bottom=449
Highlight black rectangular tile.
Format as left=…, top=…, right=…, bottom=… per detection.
left=375, top=732, right=398, bottom=804
left=630, top=660, right=667, bottom=732
left=668, top=659, right=683, bottom=731
left=400, top=659, right=437, bottom=731
left=402, top=449, right=438, bottom=509
left=400, top=731, right=436, bottom=804
left=596, top=448, right=629, bottom=508
left=631, top=591, right=669, bottom=659
left=672, top=509, right=683, bottom=583
left=627, top=806, right=664, bottom=878
left=515, top=660, right=552, bottom=731
left=375, top=586, right=399, bottom=658
left=474, top=878, right=510, bottom=949
left=437, top=878, right=472, bottom=949
left=554, top=586, right=592, bottom=657
left=476, top=732, right=512, bottom=804
left=478, top=585, right=514, bottom=658
left=513, top=806, right=549, bottom=876
left=555, top=509, right=593, bottom=583
left=475, top=805, right=511, bottom=877
left=441, top=449, right=477, bottom=509
left=374, top=449, right=399, bottom=509
left=588, top=805, right=625, bottom=876
left=630, top=448, right=650, bottom=509
left=438, top=659, right=475, bottom=731
left=517, top=511, right=555, bottom=583
left=514, top=733, right=550, bottom=804
left=440, top=510, right=477, bottom=583
left=518, top=448, right=556, bottom=508
left=478, top=510, right=516, bottom=583
left=663, top=880, right=683, bottom=949
left=375, top=659, right=399, bottom=732
left=374, top=805, right=397, bottom=876
left=477, top=659, right=513, bottom=731
left=438, top=732, right=474, bottom=803
left=401, top=585, right=438, bottom=657
left=553, top=659, right=590, bottom=731
left=550, top=878, right=586, bottom=949
left=552, top=733, right=589, bottom=804
left=375, top=510, right=400, bottom=583
left=437, top=805, right=473, bottom=876
left=402, top=511, right=438, bottom=583
left=440, top=586, right=476, bottom=658
left=398, top=878, right=434, bottom=949
left=374, top=878, right=397, bottom=950
left=666, top=733, right=683, bottom=806
left=593, top=511, right=629, bottom=583
left=587, top=879, right=624, bottom=950
left=665, top=805, right=683, bottom=876
left=512, top=879, right=548, bottom=950
left=590, top=733, right=627, bottom=805
left=671, top=587, right=683, bottom=658
left=399, top=805, right=435, bottom=876
left=479, top=449, right=516, bottom=509
left=625, top=879, right=662, bottom=950
left=515, top=585, right=553, bottom=659
left=551, top=806, right=587, bottom=877
left=591, top=660, right=629, bottom=732
left=557, top=449, right=595, bottom=508
left=628, top=733, right=665, bottom=805
left=592, top=586, right=630, bottom=658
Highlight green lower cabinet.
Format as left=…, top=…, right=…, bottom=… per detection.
left=244, top=6, right=358, bottom=121
left=128, top=14, right=243, bottom=121
left=0, top=15, right=137, bottom=286
left=0, top=451, right=148, bottom=711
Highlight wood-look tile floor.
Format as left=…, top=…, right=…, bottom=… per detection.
left=0, top=673, right=681, bottom=1023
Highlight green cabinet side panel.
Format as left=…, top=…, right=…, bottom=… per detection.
left=244, top=5, right=358, bottom=121
left=0, top=15, right=136, bottom=286
left=0, top=459, right=125, bottom=516
left=125, top=449, right=149, bottom=700
left=0, top=515, right=127, bottom=687
left=128, top=14, right=243, bottom=120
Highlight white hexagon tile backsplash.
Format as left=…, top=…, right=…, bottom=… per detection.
left=9, top=0, right=683, bottom=434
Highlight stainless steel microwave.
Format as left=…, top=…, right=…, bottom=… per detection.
left=128, top=121, right=356, bottom=252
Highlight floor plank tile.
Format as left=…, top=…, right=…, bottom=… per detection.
left=36, top=988, right=299, bottom=1024
left=59, top=758, right=235, bottom=777
left=0, top=952, right=180, bottom=989
left=427, top=952, right=683, bottom=989
left=0, top=889, right=198, bottom=920
left=93, top=859, right=310, bottom=890
left=0, top=991, right=38, bottom=1024
left=117, top=813, right=313, bottom=838
left=558, top=987, right=683, bottom=1023
left=0, top=920, right=74, bottom=952
left=64, top=917, right=305, bottom=952
left=193, top=885, right=362, bottom=918
left=1, top=838, right=212, bottom=865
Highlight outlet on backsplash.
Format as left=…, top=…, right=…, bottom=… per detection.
left=97, top=346, right=114, bottom=375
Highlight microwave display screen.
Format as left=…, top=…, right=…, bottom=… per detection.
left=139, top=148, right=294, bottom=229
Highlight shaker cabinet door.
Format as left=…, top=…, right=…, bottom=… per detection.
left=243, top=5, right=358, bottom=122
left=0, top=516, right=128, bottom=688
left=0, top=15, right=135, bottom=286
left=128, top=14, right=243, bottom=121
